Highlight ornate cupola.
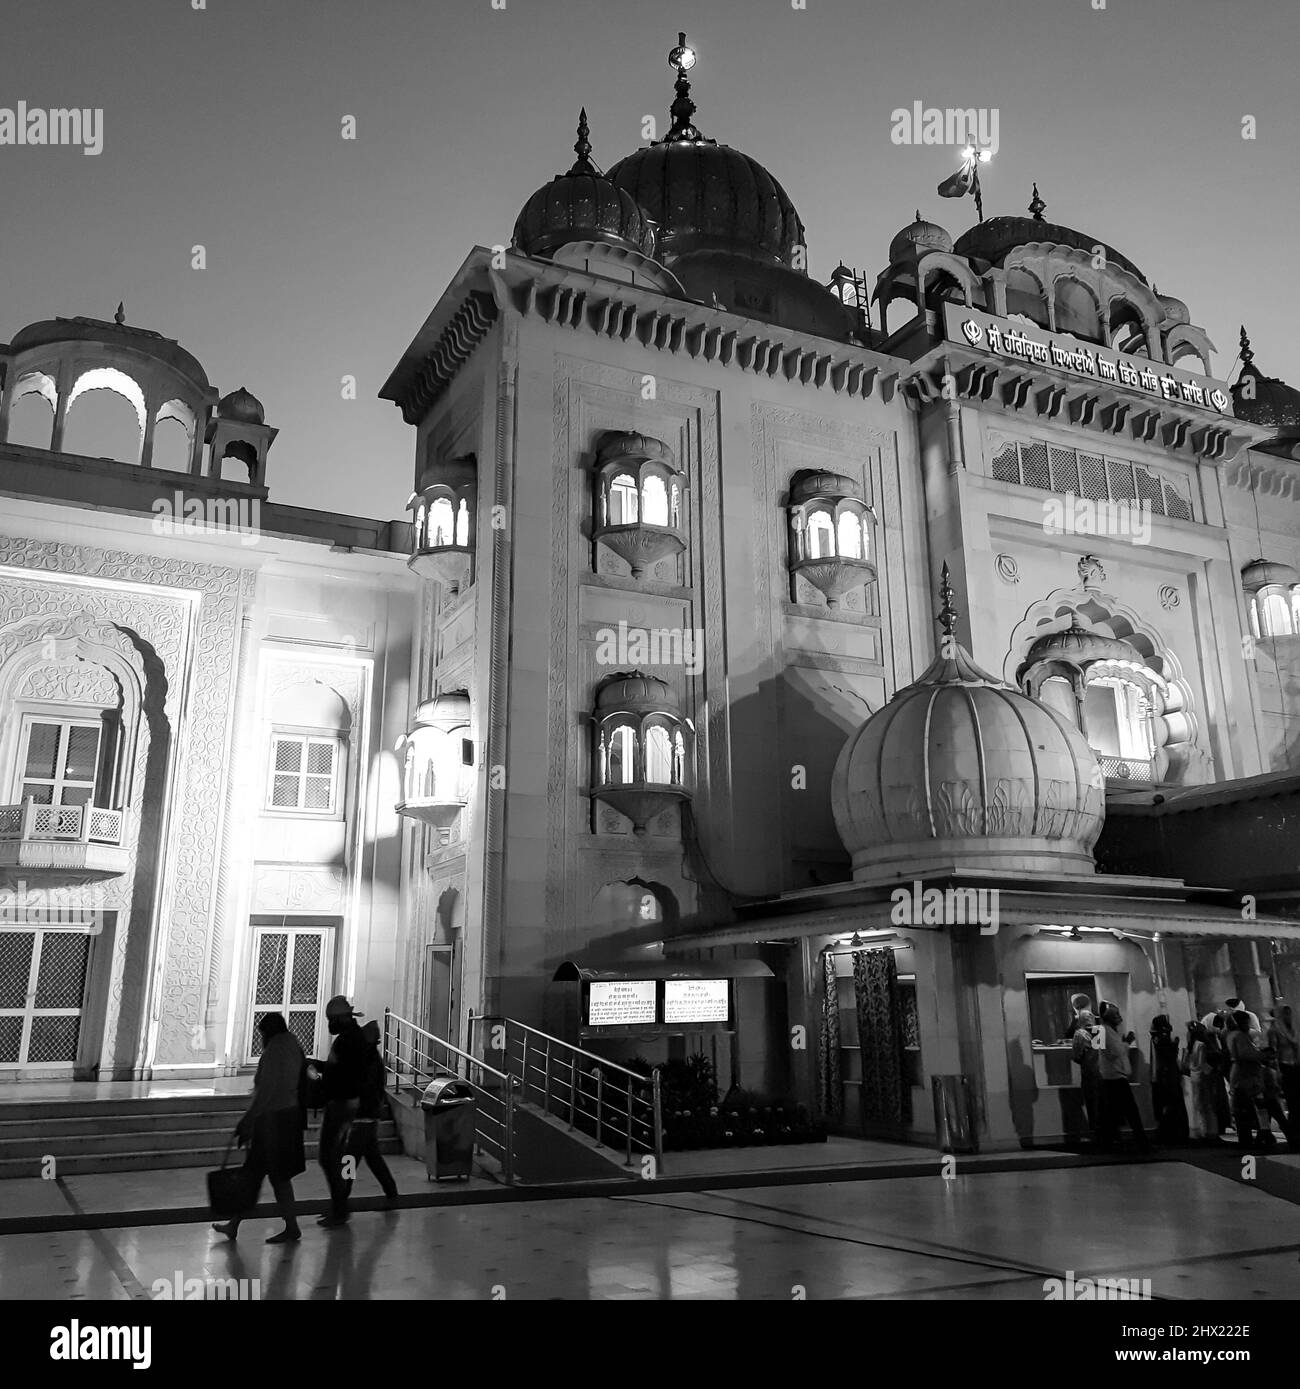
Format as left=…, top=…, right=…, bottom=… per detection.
left=787, top=470, right=877, bottom=608
left=590, top=431, right=688, bottom=580
left=831, top=566, right=1105, bottom=881
left=1242, top=557, right=1300, bottom=639
left=589, top=672, right=693, bottom=836
left=408, top=454, right=477, bottom=592
left=207, top=385, right=276, bottom=486
left=513, top=109, right=656, bottom=261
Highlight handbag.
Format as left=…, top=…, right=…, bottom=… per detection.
left=206, top=1134, right=258, bottom=1218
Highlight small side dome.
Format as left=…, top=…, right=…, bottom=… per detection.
left=1241, top=559, right=1300, bottom=594
left=594, top=431, right=676, bottom=470
left=217, top=386, right=265, bottom=425
left=416, top=454, right=477, bottom=494
left=1232, top=327, right=1300, bottom=429
left=413, top=692, right=472, bottom=730
left=513, top=110, right=654, bottom=260
left=1016, top=616, right=1140, bottom=679
left=595, top=672, right=678, bottom=713
left=789, top=470, right=863, bottom=504
left=888, top=212, right=953, bottom=265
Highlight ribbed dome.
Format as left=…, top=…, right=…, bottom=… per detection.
left=416, top=454, right=477, bottom=494
left=217, top=386, right=265, bottom=425
left=595, top=673, right=679, bottom=713
left=1017, top=617, right=1139, bottom=677
left=606, top=142, right=805, bottom=268
left=595, top=431, right=676, bottom=469
left=832, top=573, right=1104, bottom=881
left=513, top=110, right=655, bottom=260
left=889, top=213, right=953, bottom=264
left=954, top=216, right=1145, bottom=283
left=790, top=470, right=863, bottom=503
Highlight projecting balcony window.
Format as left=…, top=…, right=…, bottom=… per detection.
left=1249, top=587, right=1299, bottom=639
left=267, top=734, right=342, bottom=816
left=591, top=433, right=689, bottom=581
left=1, top=714, right=129, bottom=874
left=787, top=472, right=878, bottom=610
left=589, top=674, right=693, bottom=836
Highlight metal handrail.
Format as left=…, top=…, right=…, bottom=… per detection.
left=384, top=1009, right=518, bottom=1184
left=469, top=1014, right=662, bottom=1172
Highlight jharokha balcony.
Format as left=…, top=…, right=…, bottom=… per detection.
left=0, top=799, right=131, bottom=876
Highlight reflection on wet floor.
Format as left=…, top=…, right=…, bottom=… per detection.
left=2, top=1162, right=1297, bottom=1300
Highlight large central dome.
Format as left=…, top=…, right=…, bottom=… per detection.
left=604, top=44, right=805, bottom=269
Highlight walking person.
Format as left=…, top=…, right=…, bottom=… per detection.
left=1095, top=1002, right=1151, bottom=1152
left=1183, top=1020, right=1205, bottom=1141
left=1226, top=1010, right=1268, bottom=1149
left=1070, top=1008, right=1103, bottom=1143
left=316, top=995, right=368, bottom=1230
left=1149, top=1015, right=1189, bottom=1145
left=352, top=1019, right=399, bottom=1206
left=1267, top=1004, right=1300, bottom=1123
left=212, top=1012, right=306, bottom=1244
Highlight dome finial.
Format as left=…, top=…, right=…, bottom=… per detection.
left=938, top=561, right=958, bottom=637
left=114, top=301, right=125, bottom=326
left=1029, top=183, right=1046, bottom=221
left=664, top=31, right=704, bottom=142
left=915, top=209, right=922, bottom=222
left=568, top=107, right=595, bottom=174
left=1240, top=324, right=1254, bottom=367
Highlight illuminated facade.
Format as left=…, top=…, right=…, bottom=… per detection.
left=379, top=36, right=1300, bottom=1149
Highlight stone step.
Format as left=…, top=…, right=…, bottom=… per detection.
left=0, top=1120, right=398, bottom=1161
left=0, top=1135, right=403, bottom=1180
left=0, top=1094, right=251, bottom=1123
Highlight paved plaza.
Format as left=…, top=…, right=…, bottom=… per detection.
left=3, top=1154, right=1298, bottom=1301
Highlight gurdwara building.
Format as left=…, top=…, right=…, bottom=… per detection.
left=3, top=40, right=1300, bottom=1150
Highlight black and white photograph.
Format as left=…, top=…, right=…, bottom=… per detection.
left=0, top=0, right=1298, bottom=1360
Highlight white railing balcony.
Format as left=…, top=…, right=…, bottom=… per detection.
left=0, top=799, right=131, bottom=875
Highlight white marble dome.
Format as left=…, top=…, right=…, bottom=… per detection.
left=832, top=590, right=1105, bottom=882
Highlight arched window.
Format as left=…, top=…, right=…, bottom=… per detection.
left=1005, top=268, right=1048, bottom=328
left=1039, top=675, right=1078, bottom=728
left=63, top=368, right=146, bottom=465
left=807, top=510, right=835, bottom=559
left=1109, top=302, right=1149, bottom=356
left=641, top=475, right=669, bottom=526
left=455, top=498, right=470, bottom=547
left=837, top=511, right=863, bottom=559
left=1256, top=589, right=1295, bottom=637
left=428, top=497, right=455, bottom=548
left=671, top=729, right=686, bottom=786
left=609, top=474, right=639, bottom=525
left=415, top=503, right=428, bottom=548
left=7, top=375, right=57, bottom=449
left=1054, top=279, right=1101, bottom=342
left=1083, top=676, right=1151, bottom=761
left=607, top=725, right=635, bottom=785
left=644, top=724, right=672, bottom=784
left=218, top=441, right=257, bottom=484
left=669, top=483, right=681, bottom=527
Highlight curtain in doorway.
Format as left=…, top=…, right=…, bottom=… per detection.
left=816, top=950, right=842, bottom=1120
left=854, top=947, right=911, bottom=1125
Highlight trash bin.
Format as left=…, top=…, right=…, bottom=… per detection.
left=932, top=1074, right=978, bottom=1154
left=420, top=1077, right=476, bottom=1180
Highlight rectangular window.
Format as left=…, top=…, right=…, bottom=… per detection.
left=267, top=734, right=341, bottom=815
left=1027, top=972, right=1097, bottom=1088
left=16, top=717, right=104, bottom=809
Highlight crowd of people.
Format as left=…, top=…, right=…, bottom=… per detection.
left=1066, top=994, right=1300, bottom=1154
left=211, top=995, right=398, bottom=1244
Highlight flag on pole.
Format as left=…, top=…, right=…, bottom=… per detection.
left=938, top=158, right=976, bottom=200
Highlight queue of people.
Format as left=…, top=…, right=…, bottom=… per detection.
left=212, top=995, right=397, bottom=1244
left=1067, top=997, right=1299, bottom=1154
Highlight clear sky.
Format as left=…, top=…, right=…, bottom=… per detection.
left=2, top=0, right=1296, bottom=518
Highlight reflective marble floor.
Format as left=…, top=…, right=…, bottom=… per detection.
left=2, top=1159, right=1297, bottom=1300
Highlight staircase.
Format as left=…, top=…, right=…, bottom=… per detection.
left=0, top=1093, right=401, bottom=1179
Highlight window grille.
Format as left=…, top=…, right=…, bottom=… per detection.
left=267, top=735, right=340, bottom=814
left=990, top=439, right=1194, bottom=522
